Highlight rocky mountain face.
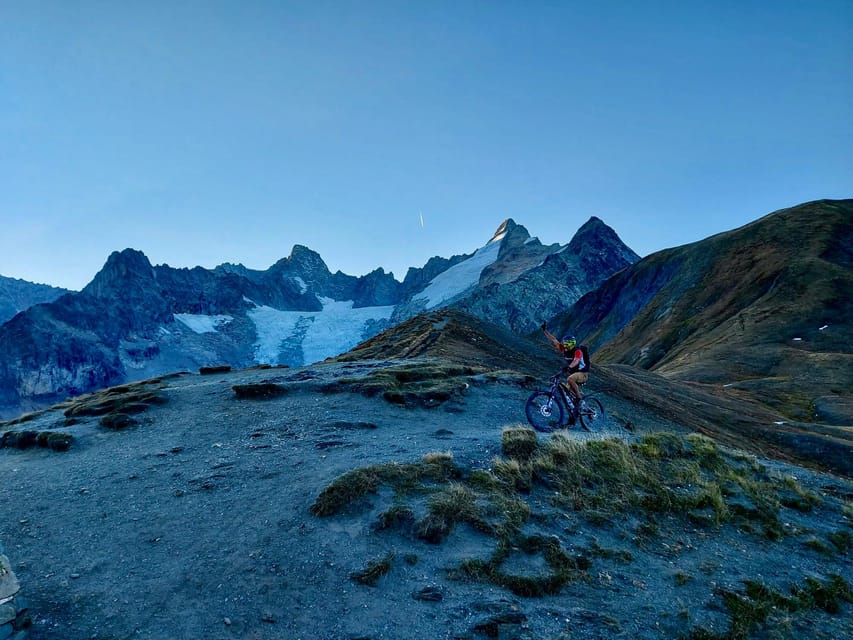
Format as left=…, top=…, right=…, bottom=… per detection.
left=391, top=218, right=638, bottom=332
left=454, top=217, right=640, bottom=333
left=0, top=275, right=70, bottom=325
left=548, top=198, right=853, bottom=429
left=0, top=217, right=636, bottom=416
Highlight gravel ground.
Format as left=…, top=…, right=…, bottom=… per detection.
left=1, top=362, right=851, bottom=640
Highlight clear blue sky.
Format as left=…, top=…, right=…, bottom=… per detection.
left=1, top=1, right=851, bottom=290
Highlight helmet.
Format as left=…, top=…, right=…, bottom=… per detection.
left=561, top=335, right=576, bottom=350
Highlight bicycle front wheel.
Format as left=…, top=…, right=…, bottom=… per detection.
left=525, top=391, right=564, bottom=432
left=578, top=397, right=606, bottom=432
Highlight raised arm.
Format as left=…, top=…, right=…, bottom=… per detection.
left=541, top=322, right=563, bottom=353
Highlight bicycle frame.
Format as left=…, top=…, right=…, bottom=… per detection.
left=546, top=372, right=578, bottom=424
left=526, top=368, right=606, bottom=433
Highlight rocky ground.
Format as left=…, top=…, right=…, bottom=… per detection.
left=0, top=361, right=851, bottom=640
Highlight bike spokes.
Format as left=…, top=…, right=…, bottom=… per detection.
left=578, top=397, right=606, bottom=432
left=525, top=391, right=564, bottom=432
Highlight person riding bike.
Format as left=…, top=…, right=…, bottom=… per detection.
left=541, top=323, right=590, bottom=404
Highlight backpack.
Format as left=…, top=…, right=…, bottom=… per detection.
left=566, top=344, right=591, bottom=372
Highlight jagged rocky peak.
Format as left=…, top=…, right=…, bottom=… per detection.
left=83, top=248, right=156, bottom=298
left=567, top=217, right=641, bottom=262
left=270, top=244, right=331, bottom=278
left=491, top=218, right=542, bottom=260
left=491, top=218, right=529, bottom=243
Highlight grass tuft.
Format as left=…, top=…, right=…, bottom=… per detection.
left=415, top=483, right=481, bottom=543
left=324, top=361, right=485, bottom=408
left=350, top=552, right=393, bottom=586
left=501, top=426, right=538, bottom=461
left=310, top=467, right=381, bottom=517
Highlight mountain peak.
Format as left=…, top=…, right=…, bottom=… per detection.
left=490, top=218, right=534, bottom=260
left=568, top=217, right=640, bottom=262
left=83, top=249, right=156, bottom=298
left=491, top=219, right=526, bottom=243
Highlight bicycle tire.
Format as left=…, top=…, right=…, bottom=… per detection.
left=578, top=397, right=606, bottom=432
left=525, top=391, right=564, bottom=433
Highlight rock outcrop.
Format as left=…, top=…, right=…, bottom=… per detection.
left=0, top=542, right=30, bottom=639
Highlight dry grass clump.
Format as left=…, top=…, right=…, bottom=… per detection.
left=61, top=381, right=167, bottom=432
left=373, top=505, right=416, bottom=532
left=322, top=360, right=486, bottom=408
left=501, top=426, right=538, bottom=461
left=312, top=430, right=844, bottom=602
left=0, top=411, right=44, bottom=428
left=523, top=432, right=811, bottom=538
left=414, top=483, right=487, bottom=543
left=350, top=552, right=394, bottom=586
left=310, top=452, right=461, bottom=517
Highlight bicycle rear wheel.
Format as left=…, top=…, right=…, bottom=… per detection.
left=578, top=397, right=606, bottom=432
left=525, top=391, right=564, bottom=432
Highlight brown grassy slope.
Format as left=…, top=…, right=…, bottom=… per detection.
left=332, top=308, right=561, bottom=378
left=594, top=364, right=852, bottom=477
left=554, top=199, right=853, bottom=424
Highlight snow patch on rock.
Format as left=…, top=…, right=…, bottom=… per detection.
left=174, top=314, right=234, bottom=334
left=249, top=298, right=394, bottom=365
left=415, top=239, right=502, bottom=309
left=292, top=277, right=308, bottom=294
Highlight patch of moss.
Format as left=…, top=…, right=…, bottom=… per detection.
left=687, top=575, right=853, bottom=639
left=587, top=539, right=634, bottom=564
left=451, top=535, right=590, bottom=598
left=791, top=574, right=853, bottom=614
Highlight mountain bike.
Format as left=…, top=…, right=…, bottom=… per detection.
left=525, top=369, right=606, bottom=433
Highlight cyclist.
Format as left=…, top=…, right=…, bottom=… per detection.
left=541, top=323, right=590, bottom=404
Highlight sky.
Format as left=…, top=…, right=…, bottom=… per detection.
left=1, top=0, right=851, bottom=291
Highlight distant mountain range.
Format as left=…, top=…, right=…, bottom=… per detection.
left=0, top=216, right=637, bottom=416
left=0, top=275, right=70, bottom=325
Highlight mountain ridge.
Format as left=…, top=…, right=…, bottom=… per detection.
left=546, top=198, right=853, bottom=428
left=0, top=216, right=636, bottom=416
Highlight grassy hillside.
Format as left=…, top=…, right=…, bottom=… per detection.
left=552, top=199, right=852, bottom=425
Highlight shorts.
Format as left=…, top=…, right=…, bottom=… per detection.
left=568, top=371, right=588, bottom=386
